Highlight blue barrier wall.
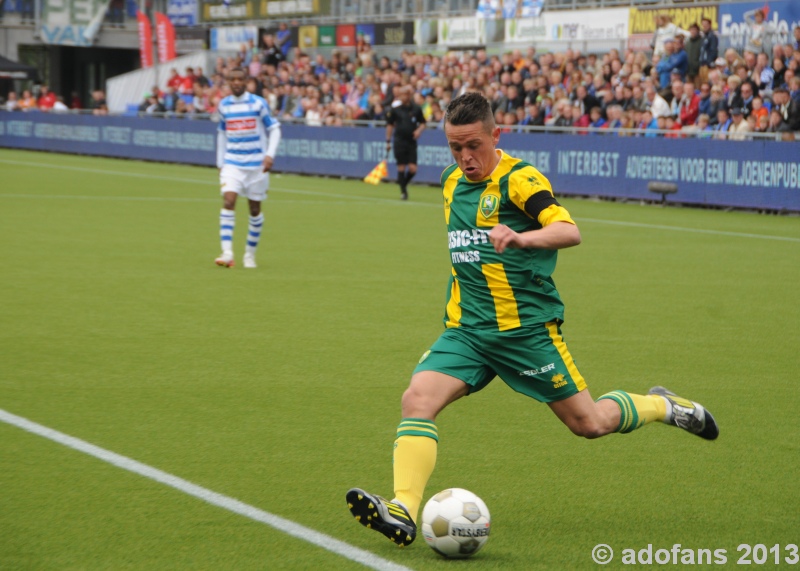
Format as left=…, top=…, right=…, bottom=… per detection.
left=2, top=113, right=799, bottom=211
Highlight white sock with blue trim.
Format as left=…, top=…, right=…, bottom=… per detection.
left=245, top=213, right=264, bottom=256
left=219, top=208, right=235, bottom=255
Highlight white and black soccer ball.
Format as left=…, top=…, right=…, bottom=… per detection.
left=420, top=488, right=491, bottom=558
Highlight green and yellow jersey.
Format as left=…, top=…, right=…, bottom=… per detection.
left=440, top=150, right=575, bottom=331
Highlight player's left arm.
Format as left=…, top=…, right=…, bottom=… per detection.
left=489, top=167, right=581, bottom=253
left=261, top=102, right=282, bottom=172
left=216, top=110, right=227, bottom=170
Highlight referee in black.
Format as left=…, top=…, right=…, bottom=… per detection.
left=385, top=86, right=426, bottom=200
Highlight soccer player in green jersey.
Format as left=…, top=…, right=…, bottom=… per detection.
left=347, top=92, right=718, bottom=547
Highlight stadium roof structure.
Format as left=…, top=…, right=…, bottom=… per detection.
left=0, top=55, right=39, bottom=81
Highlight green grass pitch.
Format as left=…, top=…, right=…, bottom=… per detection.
left=0, top=148, right=798, bottom=570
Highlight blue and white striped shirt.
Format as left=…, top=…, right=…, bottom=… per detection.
left=217, top=92, right=280, bottom=169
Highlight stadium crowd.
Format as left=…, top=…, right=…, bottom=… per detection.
left=3, top=15, right=800, bottom=140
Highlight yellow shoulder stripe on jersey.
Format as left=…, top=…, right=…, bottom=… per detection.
left=442, top=168, right=460, bottom=226
left=507, top=165, right=554, bottom=213
left=539, top=204, right=575, bottom=227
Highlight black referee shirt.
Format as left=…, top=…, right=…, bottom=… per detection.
left=386, top=103, right=426, bottom=143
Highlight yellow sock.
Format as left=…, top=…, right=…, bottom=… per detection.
left=393, top=419, right=438, bottom=522
left=629, top=393, right=667, bottom=424
left=597, top=391, right=666, bottom=433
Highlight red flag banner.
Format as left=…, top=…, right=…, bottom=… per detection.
left=137, top=10, right=153, bottom=68
left=155, top=12, right=177, bottom=63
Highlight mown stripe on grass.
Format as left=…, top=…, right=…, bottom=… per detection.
left=0, top=408, right=413, bottom=571
left=1, top=157, right=798, bottom=243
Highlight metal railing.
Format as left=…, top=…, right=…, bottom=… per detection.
left=2, top=108, right=793, bottom=141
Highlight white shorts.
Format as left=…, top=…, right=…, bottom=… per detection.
left=220, top=165, right=270, bottom=202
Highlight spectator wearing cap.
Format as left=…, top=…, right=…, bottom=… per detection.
left=686, top=24, right=703, bottom=85
left=698, top=18, right=719, bottom=86
left=728, top=107, right=752, bottom=140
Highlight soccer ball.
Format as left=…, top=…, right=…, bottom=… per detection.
left=420, top=488, right=491, bottom=558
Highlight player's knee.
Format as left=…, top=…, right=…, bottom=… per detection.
left=401, top=385, right=436, bottom=418
left=566, top=419, right=606, bottom=439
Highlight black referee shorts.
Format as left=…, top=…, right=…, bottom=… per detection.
left=393, top=139, right=418, bottom=165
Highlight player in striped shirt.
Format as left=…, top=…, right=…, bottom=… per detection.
left=347, top=93, right=719, bottom=547
left=215, top=67, right=281, bottom=269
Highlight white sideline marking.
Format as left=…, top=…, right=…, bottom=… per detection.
left=1, top=158, right=798, bottom=243
left=578, top=217, right=800, bottom=243
left=0, top=408, right=413, bottom=571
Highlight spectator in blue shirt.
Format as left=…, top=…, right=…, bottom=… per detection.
left=755, top=52, right=775, bottom=93
left=641, top=110, right=659, bottom=136
left=713, top=108, right=732, bottom=138
left=276, top=23, right=292, bottom=59
left=588, top=106, right=606, bottom=132
left=656, top=41, right=675, bottom=89
left=698, top=18, right=719, bottom=85
left=671, top=35, right=689, bottom=81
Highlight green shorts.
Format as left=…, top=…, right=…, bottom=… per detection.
left=413, top=322, right=587, bottom=403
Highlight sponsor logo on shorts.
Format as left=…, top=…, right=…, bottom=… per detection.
left=419, top=350, right=431, bottom=364
left=519, top=363, right=555, bottom=377
left=552, top=373, right=567, bottom=389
